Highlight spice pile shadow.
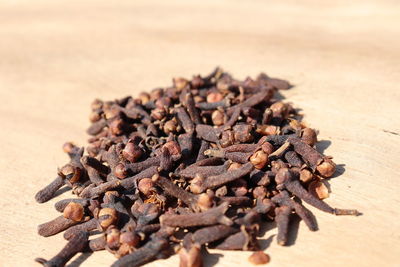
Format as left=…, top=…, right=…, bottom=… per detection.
left=35, top=67, right=360, bottom=267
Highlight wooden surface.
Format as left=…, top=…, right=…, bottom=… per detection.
left=1, top=0, right=399, bottom=266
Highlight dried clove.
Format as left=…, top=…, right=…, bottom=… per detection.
left=35, top=68, right=359, bottom=267
left=190, top=162, right=254, bottom=193
left=38, top=215, right=88, bottom=237
left=36, top=231, right=89, bottom=267
left=160, top=202, right=232, bottom=227
left=275, top=168, right=359, bottom=216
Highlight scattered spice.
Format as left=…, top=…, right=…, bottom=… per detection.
left=35, top=68, right=359, bottom=267
left=249, top=251, right=271, bottom=265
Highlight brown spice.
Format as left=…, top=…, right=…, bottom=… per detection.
left=34, top=68, right=359, bottom=267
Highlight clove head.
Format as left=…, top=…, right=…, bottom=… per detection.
left=256, top=125, right=279, bottom=136
left=59, top=164, right=81, bottom=184
left=211, top=110, right=225, bottom=126
left=98, top=208, right=118, bottom=230
left=271, top=160, right=288, bottom=173
left=163, top=119, right=178, bottom=135
left=233, top=124, right=254, bottom=143
left=270, top=101, right=288, bottom=117
left=163, top=140, right=181, bottom=157
left=120, top=231, right=140, bottom=247
left=190, top=174, right=205, bottom=194
left=62, top=142, right=77, bottom=154
left=220, top=130, right=235, bottom=148
left=300, top=168, right=314, bottom=183
left=308, top=180, right=329, bottom=199
left=122, top=142, right=143, bottom=163
left=261, top=141, right=274, bottom=155
left=301, top=128, right=318, bottom=146
left=138, top=92, right=150, bottom=105
left=207, top=91, right=224, bottom=103
left=250, top=150, right=268, bottom=170
left=151, top=107, right=167, bottom=120
left=63, top=202, right=84, bottom=222
left=173, top=77, right=189, bottom=90
left=106, top=226, right=121, bottom=250
left=197, top=193, right=213, bottom=211
left=252, top=186, right=267, bottom=199
left=190, top=75, right=205, bottom=89
left=316, top=158, right=336, bottom=178
left=91, top=98, right=103, bottom=110
left=150, top=88, right=164, bottom=100
left=109, top=118, right=124, bottom=136
left=114, top=163, right=128, bottom=179
left=274, top=168, right=294, bottom=185
left=248, top=251, right=270, bottom=265
left=155, top=97, right=172, bottom=109
left=139, top=178, right=156, bottom=196
left=179, top=243, right=202, bottom=267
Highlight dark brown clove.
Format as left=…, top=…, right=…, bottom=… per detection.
left=131, top=202, right=160, bottom=228
left=275, top=168, right=359, bottom=216
left=183, top=92, right=202, bottom=125
left=195, top=124, right=221, bottom=143
left=63, top=218, right=99, bottom=240
left=248, top=251, right=270, bottom=265
left=191, top=225, right=239, bottom=245
left=54, top=198, right=89, bottom=212
left=35, top=176, right=65, bottom=203
left=179, top=161, right=230, bottom=179
left=190, top=162, right=254, bottom=193
left=284, top=151, right=303, bottom=167
left=152, top=174, right=200, bottom=210
left=87, top=118, right=107, bottom=135
left=218, top=196, right=253, bottom=206
left=174, top=107, right=195, bottom=134
left=35, top=68, right=359, bottom=267
left=88, top=235, right=107, bottom=252
left=288, top=137, right=336, bottom=178
left=38, top=215, right=88, bottom=237
left=275, top=205, right=292, bottom=246
left=212, top=225, right=259, bottom=251
left=179, top=242, right=203, bottom=267
left=36, top=231, right=89, bottom=267
left=160, top=202, right=232, bottom=227
left=110, top=228, right=173, bottom=267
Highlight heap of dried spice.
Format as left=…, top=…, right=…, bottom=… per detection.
left=35, top=68, right=359, bottom=267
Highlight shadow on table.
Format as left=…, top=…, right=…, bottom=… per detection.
left=257, top=212, right=319, bottom=247
left=315, top=139, right=347, bottom=178
left=203, top=249, right=223, bottom=267
left=331, top=163, right=346, bottom=178
left=316, top=139, right=331, bottom=154
left=258, top=221, right=276, bottom=237
left=259, top=234, right=275, bottom=250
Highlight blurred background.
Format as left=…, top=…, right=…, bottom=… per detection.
left=0, top=0, right=399, bottom=266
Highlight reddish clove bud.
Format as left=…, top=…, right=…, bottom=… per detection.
left=250, top=150, right=268, bottom=169
left=248, top=251, right=270, bottom=265
left=114, top=163, right=128, bottom=179
left=63, top=202, right=84, bottom=222
left=98, top=208, right=119, bottom=230
left=122, top=142, right=143, bottom=163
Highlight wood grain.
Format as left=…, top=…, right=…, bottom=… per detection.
left=0, top=0, right=399, bottom=266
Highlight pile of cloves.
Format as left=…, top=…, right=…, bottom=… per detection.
left=35, top=67, right=359, bottom=267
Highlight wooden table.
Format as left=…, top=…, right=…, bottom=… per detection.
left=1, top=0, right=399, bottom=266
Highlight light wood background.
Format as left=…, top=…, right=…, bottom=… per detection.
left=1, top=0, right=399, bottom=266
